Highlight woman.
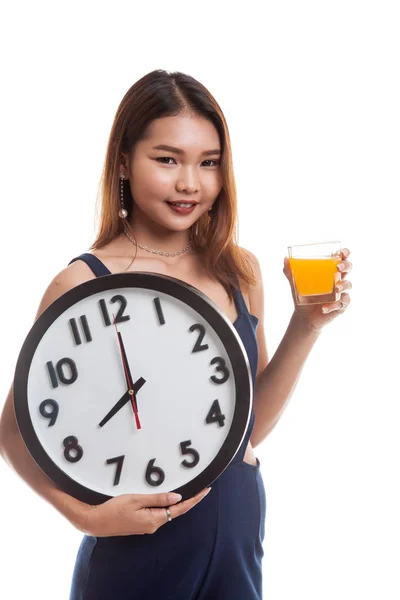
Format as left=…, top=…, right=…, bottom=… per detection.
left=0, top=69, right=352, bottom=599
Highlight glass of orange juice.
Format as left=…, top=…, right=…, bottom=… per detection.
left=287, top=241, right=342, bottom=305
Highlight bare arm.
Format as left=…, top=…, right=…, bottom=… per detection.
left=251, top=314, right=320, bottom=446
left=0, top=386, right=92, bottom=532
left=0, top=262, right=97, bottom=533
left=242, top=248, right=320, bottom=446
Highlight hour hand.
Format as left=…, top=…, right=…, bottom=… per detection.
left=98, top=377, right=146, bottom=428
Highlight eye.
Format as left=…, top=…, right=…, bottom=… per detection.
left=202, top=159, right=220, bottom=167
left=156, top=157, right=176, bottom=165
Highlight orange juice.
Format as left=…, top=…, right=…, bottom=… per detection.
left=288, top=257, right=341, bottom=296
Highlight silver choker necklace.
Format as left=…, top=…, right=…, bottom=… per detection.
left=124, top=228, right=192, bottom=257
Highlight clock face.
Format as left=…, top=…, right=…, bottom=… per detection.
left=14, top=272, right=253, bottom=504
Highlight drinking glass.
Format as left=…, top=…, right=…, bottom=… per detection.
left=287, top=241, right=342, bottom=305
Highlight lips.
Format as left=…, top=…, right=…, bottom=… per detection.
left=167, top=201, right=198, bottom=206
left=166, top=202, right=197, bottom=215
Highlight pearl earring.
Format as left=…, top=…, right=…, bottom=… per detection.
left=118, top=174, right=128, bottom=219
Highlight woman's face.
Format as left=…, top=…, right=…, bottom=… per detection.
left=122, top=113, right=224, bottom=234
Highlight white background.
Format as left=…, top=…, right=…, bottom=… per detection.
left=0, top=1, right=398, bottom=598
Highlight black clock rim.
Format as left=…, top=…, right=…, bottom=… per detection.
left=14, top=272, right=253, bottom=504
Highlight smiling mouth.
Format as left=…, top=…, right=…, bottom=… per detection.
left=166, top=202, right=196, bottom=207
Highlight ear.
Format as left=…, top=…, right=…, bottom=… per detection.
left=120, top=152, right=129, bottom=174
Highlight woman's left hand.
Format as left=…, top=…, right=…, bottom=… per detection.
left=283, top=248, right=353, bottom=333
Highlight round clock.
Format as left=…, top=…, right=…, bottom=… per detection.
left=13, top=272, right=253, bottom=505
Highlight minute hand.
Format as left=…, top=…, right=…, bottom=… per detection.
left=113, top=314, right=140, bottom=428
left=98, top=377, right=146, bottom=428
left=117, top=332, right=136, bottom=405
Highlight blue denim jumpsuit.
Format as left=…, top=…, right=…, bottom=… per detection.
left=68, top=253, right=266, bottom=600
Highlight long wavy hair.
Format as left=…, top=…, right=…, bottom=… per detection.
left=90, top=69, right=256, bottom=302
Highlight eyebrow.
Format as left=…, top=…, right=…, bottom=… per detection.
left=152, top=144, right=221, bottom=156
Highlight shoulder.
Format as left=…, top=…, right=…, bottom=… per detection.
left=239, top=247, right=269, bottom=377
left=240, top=247, right=262, bottom=280
left=34, top=257, right=96, bottom=321
left=238, top=246, right=264, bottom=322
left=238, top=247, right=263, bottom=303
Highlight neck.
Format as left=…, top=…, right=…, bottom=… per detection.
left=123, top=223, right=193, bottom=257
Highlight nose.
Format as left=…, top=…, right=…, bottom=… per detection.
left=176, top=166, right=199, bottom=194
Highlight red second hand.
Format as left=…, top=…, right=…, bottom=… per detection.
left=113, top=315, right=141, bottom=429
left=119, top=343, right=141, bottom=429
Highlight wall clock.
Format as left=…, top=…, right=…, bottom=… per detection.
left=13, top=272, right=253, bottom=505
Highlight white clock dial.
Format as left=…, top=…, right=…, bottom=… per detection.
left=14, top=273, right=252, bottom=503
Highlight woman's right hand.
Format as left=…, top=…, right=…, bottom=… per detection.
left=82, top=487, right=211, bottom=537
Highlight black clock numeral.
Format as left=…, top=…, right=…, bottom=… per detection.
left=180, top=440, right=200, bottom=468
left=69, top=316, right=92, bottom=345
left=206, top=399, right=226, bottom=427
left=99, top=295, right=130, bottom=326
left=210, top=356, right=230, bottom=384
left=39, top=399, right=59, bottom=426
left=106, top=455, right=125, bottom=486
left=145, top=459, right=165, bottom=487
left=63, top=436, right=83, bottom=463
left=46, top=358, right=78, bottom=389
left=153, top=297, right=166, bottom=325
left=189, top=323, right=209, bottom=353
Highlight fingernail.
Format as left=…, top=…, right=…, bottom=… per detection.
left=168, top=493, right=182, bottom=503
left=322, top=307, right=329, bottom=314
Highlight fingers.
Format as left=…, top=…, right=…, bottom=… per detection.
left=169, top=487, right=211, bottom=519
left=338, top=292, right=351, bottom=310
left=322, top=292, right=351, bottom=314
left=338, top=260, right=352, bottom=274
left=149, top=487, right=212, bottom=531
left=335, top=280, right=352, bottom=294
left=337, top=249, right=352, bottom=281
left=136, top=491, right=183, bottom=509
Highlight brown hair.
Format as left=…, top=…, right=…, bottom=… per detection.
left=90, top=69, right=256, bottom=301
